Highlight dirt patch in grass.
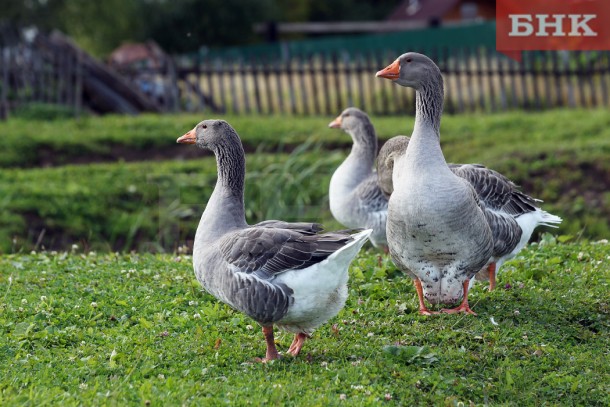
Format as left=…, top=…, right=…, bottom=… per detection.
left=31, top=141, right=353, bottom=168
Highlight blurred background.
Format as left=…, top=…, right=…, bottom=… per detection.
left=1, top=0, right=609, bottom=253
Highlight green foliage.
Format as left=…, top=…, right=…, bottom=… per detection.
left=12, top=103, right=83, bottom=121
left=146, top=0, right=277, bottom=53
left=1, top=109, right=609, bottom=251
left=0, top=114, right=339, bottom=168
left=0, top=241, right=608, bottom=405
left=5, top=0, right=400, bottom=56
left=0, top=148, right=343, bottom=254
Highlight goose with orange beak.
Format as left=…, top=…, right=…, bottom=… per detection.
left=375, top=53, right=561, bottom=315
left=327, top=107, right=389, bottom=252
left=176, top=119, right=372, bottom=361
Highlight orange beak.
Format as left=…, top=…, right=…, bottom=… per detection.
left=328, top=116, right=342, bottom=129
left=376, top=59, right=400, bottom=80
left=177, top=129, right=196, bottom=144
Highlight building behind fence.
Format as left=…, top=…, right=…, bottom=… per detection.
left=2, top=22, right=610, bottom=119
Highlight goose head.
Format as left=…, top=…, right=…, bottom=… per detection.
left=328, top=107, right=376, bottom=147
left=376, top=52, right=441, bottom=91
left=177, top=119, right=240, bottom=151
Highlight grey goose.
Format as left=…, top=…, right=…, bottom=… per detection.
left=377, top=135, right=561, bottom=297
left=177, top=120, right=371, bottom=361
left=328, top=107, right=389, bottom=251
left=376, top=52, right=560, bottom=315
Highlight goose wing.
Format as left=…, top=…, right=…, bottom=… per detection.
left=450, top=164, right=538, bottom=216
left=353, top=174, right=388, bottom=214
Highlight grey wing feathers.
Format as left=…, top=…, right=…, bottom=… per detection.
left=254, top=220, right=323, bottom=235
left=218, top=227, right=354, bottom=279
left=353, top=174, right=389, bottom=213
left=450, top=164, right=538, bottom=216
left=483, top=210, right=522, bottom=258
left=454, top=165, right=524, bottom=258
left=216, top=227, right=354, bottom=324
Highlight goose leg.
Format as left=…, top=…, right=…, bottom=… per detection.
left=287, top=333, right=308, bottom=356
left=258, top=325, right=280, bottom=362
left=414, top=279, right=439, bottom=315
left=287, top=334, right=299, bottom=354
left=487, top=263, right=496, bottom=291
left=441, top=280, right=477, bottom=315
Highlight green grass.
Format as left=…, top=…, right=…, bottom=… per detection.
left=2, top=109, right=610, bottom=251
left=0, top=114, right=342, bottom=168
left=0, top=146, right=345, bottom=254
left=1, top=238, right=608, bottom=405
left=2, top=109, right=610, bottom=168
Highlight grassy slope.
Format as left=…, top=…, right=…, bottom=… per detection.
left=2, top=109, right=610, bottom=168
left=0, top=239, right=608, bottom=405
left=1, top=109, right=610, bottom=252
left=0, top=147, right=345, bottom=253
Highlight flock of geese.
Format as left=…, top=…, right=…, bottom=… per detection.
left=176, top=52, right=562, bottom=361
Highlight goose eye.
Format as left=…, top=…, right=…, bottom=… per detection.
left=344, top=113, right=350, bottom=117
left=202, top=124, right=207, bottom=129
left=406, top=58, right=412, bottom=63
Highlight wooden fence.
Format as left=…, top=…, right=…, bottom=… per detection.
left=0, top=31, right=83, bottom=119
left=0, top=27, right=163, bottom=120
left=2, top=31, right=610, bottom=119
left=175, top=48, right=610, bottom=115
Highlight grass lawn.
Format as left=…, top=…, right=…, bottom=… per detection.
left=1, top=237, right=608, bottom=405
left=2, top=109, right=610, bottom=253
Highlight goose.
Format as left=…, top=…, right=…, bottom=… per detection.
left=177, top=119, right=371, bottom=361
left=328, top=107, right=389, bottom=251
left=376, top=52, right=560, bottom=315
left=377, top=135, right=562, bottom=294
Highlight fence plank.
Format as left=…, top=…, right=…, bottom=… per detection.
left=298, top=56, right=308, bottom=115
left=4, top=40, right=610, bottom=118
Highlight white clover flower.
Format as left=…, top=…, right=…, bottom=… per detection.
left=90, top=302, right=98, bottom=308
left=189, top=301, right=197, bottom=306
left=79, top=383, right=88, bottom=389
left=339, top=394, right=346, bottom=401
left=21, top=299, right=28, bottom=304
left=40, top=296, right=47, bottom=302
left=193, top=313, right=201, bottom=319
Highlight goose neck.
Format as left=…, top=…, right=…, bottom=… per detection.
left=414, top=74, right=444, bottom=134
left=348, top=123, right=377, bottom=165
left=196, top=141, right=247, bottom=247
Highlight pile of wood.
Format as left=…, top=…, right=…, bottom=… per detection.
left=34, top=31, right=162, bottom=114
